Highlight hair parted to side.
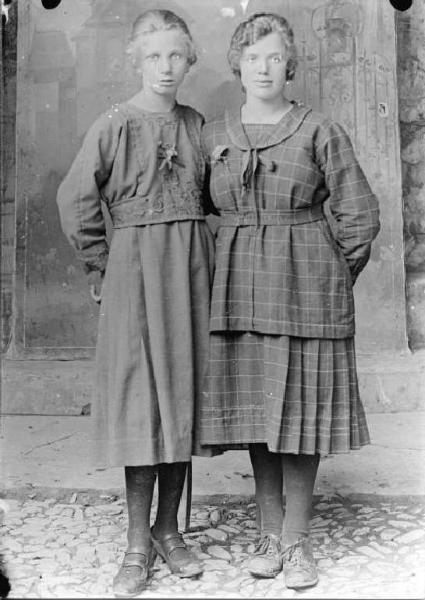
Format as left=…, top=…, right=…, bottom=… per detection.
left=127, top=9, right=196, bottom=70
left=228, top=12, right=297, bottom=81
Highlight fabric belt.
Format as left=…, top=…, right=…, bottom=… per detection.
left=219, top=204, right=323, bottom=227
left=108, top=195, right=205, bottom=228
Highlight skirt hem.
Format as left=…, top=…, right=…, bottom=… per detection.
left=200, top=440, right=371, bottom=456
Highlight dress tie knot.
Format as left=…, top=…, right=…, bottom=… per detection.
left=241, top=149, right=275, bottom=192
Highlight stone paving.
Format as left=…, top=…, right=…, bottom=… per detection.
left=1, top=491, right=424, bottom=599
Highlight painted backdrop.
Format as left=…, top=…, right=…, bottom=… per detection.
left=9, top=0, right=406, bottom=358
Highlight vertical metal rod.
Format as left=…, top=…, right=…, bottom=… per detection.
left=185, top=460, right=192, bottom=532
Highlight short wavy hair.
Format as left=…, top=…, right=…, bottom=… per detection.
left=127, top=9, right=197, bottom=70
left=228, top=12, right=297, bottom=81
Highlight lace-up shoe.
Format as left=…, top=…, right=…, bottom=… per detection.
left=282, top=538, right=318, bottom=589
left=246, top=533, right=283, bottom=578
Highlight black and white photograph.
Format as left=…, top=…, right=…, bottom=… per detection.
left=0, top=0, right=424, bottom=598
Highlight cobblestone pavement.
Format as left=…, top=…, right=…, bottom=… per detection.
left=1, top=491, right=424, bottom=599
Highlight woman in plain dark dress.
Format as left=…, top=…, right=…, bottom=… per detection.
left=200, top=12, right=380, bottom=590
left=57, top=10, right=215, bottom=598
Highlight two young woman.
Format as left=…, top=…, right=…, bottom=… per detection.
left=57, top=9, right=380, bottom=598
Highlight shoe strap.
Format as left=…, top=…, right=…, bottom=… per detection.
left=152, top=531, right=187, bottom=553
left=123, top=552, right=150, bottom=567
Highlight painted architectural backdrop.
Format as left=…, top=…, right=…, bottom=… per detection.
left=8, top=0, right=406, bottom=359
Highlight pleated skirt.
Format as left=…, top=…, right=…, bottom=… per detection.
left=92, top=221, right=215, bottom=467
left=200, top=331, right=370, bottom=455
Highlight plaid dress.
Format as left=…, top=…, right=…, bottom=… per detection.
left=200, top=110, right=380, bottom=455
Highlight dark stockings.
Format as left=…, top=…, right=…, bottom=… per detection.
left=125, top=462, right=188, bottom=553
left=249, top=444, right=320, bottom=545
left=152, top=462, right=188, bottom=539
left=249, top=444, right=284, bottom=537
left=282, top=453, right=320, bottom=546
left=125, top=466, right=156, bottom=553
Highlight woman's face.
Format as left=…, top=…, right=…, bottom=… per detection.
left=137, top=29, right=190, bottom=99
left=239, top=31, right=288, bottom=103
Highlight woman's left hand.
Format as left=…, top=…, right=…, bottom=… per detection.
left=87, top=270, right=104, bottom=304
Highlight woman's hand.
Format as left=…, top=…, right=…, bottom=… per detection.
left=87, top=270, right=104, bottom=304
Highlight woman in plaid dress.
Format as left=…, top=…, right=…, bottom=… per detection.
left=200, top=12, right=380, bottom=590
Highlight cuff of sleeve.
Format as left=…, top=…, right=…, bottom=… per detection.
left=80, top=244, right=109, bottom=275
left=347, top=249, right=371, bottom=285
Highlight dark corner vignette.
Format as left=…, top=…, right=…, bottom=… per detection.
left=0, top=555, right=10, bottom=599
left=1, top=0, right=62, bottom=24
left=0, top=0, right=417, bottom=26
left=0, top=503, right=10, bottom=598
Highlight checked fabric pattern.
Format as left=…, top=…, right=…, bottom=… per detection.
left=201, top=105, right=380, bottom=339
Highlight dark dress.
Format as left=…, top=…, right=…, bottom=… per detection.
left=57, top=102, right=215, bottom=466
left=200, top=108, right=380, bottom=455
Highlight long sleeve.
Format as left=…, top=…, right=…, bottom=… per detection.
left=202, top=161, right=220, bottom=217
left=56, top=113, right=122, bottom=274
left=200, top=123, right=220, bottom=217
left=317, top=122, right=381, bottom=283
